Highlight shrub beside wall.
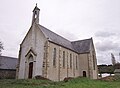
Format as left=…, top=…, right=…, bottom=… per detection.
left=0, top=69, right=16, bottom=79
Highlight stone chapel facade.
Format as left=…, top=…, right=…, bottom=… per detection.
left=16, top=5, right=98, bottom=81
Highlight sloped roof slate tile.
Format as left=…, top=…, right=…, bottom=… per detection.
left=0, top=56, right=17, bottom=69
left=38, top=24, right=92, bottom=54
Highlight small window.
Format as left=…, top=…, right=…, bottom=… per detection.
left=70, top=54, right=72, bottom=69
left=63, top=51, right=65, bottom=68
left=53, top=48, right=56, bottom=67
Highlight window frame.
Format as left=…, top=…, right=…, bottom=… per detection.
left=63, top=51, right=65, bottom=68
left=53, top=48, right=56, bottom=67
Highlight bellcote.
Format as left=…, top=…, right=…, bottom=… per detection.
left=32, top=4, right=40, bottom=25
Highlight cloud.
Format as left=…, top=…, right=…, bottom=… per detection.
left=95, top=31, right=116, bottom=38
left=94, top=30, right=120, bottom=64
left=96, top=40, right=120, bottom=52
left=97, top=55, right=111, bottom=65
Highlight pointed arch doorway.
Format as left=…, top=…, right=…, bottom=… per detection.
left=25, top=47, right=37, bottom=79
left=28, top=55, right=34, bottom=79
left=28, top=62, right=33, bottom=78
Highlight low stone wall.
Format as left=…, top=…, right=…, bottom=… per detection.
left=0, top=69, right=16, bottom=79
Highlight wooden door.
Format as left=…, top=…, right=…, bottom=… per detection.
left=83, top=71, right=86, bottom=77
left=28, top=62, right=33, bottom=78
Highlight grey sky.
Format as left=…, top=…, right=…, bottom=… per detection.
left=0, top=0, right=120, bottom=65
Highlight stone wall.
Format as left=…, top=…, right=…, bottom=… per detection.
left=0, top=69, right=16, bottom=79
left=47, top=42, right=79, bottom=81
left=18, top=23, right=47, bottom=79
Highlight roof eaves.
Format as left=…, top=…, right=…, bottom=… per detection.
left=48, top=40, right=78, bottom=53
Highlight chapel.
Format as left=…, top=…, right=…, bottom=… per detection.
left=16, top=5, right=98, bottom=81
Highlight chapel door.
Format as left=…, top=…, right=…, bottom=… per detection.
left=83, top=71, right=86, bottom=77
left=28, top=62, right=33, bottom=78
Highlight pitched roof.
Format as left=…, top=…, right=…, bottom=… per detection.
left=0, top=56, right=17, bottom=70
left=38, top=24, right=92, bottom=54
left=38, top=25, right=75, bottom=51
left=33, top=5, right=40, bottom=12
left=71, top=38, right=92, bottom=53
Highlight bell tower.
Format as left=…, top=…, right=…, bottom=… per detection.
left=32, top=4, right=40, bottom=25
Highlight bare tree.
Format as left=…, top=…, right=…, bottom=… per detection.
left=0, top=41, right=4, bottom=56
left=111, top=53, right=116, bottom=65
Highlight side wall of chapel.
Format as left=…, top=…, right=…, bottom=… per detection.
left=79, top=53, right=89, bottom=78
left=79, top=43, right=98, bottom=79
left=47, top=42, right=79, bottom=81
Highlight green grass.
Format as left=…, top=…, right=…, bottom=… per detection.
left=0, top=77, right=120, bottom=88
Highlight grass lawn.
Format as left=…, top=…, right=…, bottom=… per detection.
left=0, top=77, right=120, bottom=88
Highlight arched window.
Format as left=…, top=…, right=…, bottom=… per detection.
left=53, top=48, right=56, bottom=67
left=34, top=11, right=37, bottom=18
left=76, top=56, right=78, bottom=70
left=63, top=51, right=65, bottom=68
left=70, top=54, right=72, bottom=69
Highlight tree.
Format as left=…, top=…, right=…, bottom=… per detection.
left=98, top=65, right=108, bottom=74
left=98, top=64, right=114, bottom=77
left=111, top=53, right=116, bottom=65
left=0, top=41, right=4, bottom=56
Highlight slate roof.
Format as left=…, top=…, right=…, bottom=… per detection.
left=71, top=38, right=92, bottom=53
left=38, top=25, right=75, bottom=51
left=38, top=24, right=92, bottom=54
left=0, top=56, right=17, bottom=70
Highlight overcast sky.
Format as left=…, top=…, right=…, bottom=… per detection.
left=0, top=0, right=120, bottom=65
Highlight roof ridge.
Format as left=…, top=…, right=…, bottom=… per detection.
left=71, top=38, right=92, bottom=43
